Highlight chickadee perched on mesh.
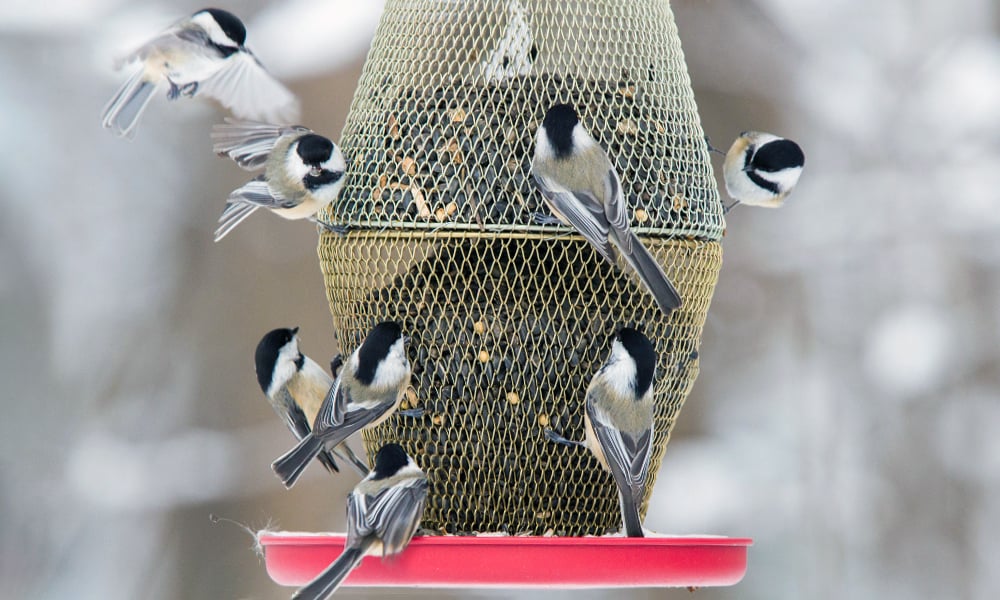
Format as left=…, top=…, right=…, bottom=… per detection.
left=711, top=131, right=804, bottom=212
left=255, top=327, right=371, bottom=476
left=211, top=120, right=346, bottom=241
left=272, top=322, right=420, bottom=489
left=291, top=443, right=428, bottom=600
left=532, top=103, right=682, bottom=316
left=545, top=327, right=657, bottom=537
left=102, top=8, right=299, bottom=138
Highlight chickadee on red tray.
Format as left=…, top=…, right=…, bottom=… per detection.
left=259, top=532, right=752, bottom=589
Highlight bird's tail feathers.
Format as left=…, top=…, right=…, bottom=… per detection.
left=619, top=488, right=645, bottom=538
left=102, top=70, right=161, bottom=138
left=214, top=202, right=259, bottom=242
left=271, top=434, right=324, bottom=489
left=292, top=544, right=368, bottom=600
left=618, top=230, right=682, bottom=314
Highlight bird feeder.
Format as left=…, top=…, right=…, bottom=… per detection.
left=263, top=0, right=742, bottom=589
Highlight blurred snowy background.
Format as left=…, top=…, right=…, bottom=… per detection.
left=1, top=0, right=998, bottom=598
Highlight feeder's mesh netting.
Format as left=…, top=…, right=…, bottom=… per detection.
left=320, top=0, right=724, bottom=535
left=321, top=233, right=720, bottom=535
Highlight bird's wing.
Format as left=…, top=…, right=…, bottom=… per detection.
left=212, top=118, right=310, bottom=170
left=315, top=372, right=347, bottom=427
left=367, top=478, right=429, bottom=556
left=586, top=398, right=653, bottom=494
left=274, top=389, right=314, bottom=441
left=532, top=172, right=616, bottom=263
left=226, top=175, right=299, bottom=209
left=313, top=386, right=392, bottom=444
left=198, top=50, right=300, bottom=124
left=345, top=491, right=374, bottom=549
left=602, top=167, right=634, bottom=250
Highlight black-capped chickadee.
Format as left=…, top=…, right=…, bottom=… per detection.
left=291, top=443, right=428, bottom=600
left=717, top=131, right=804, bottom=212
left=532, top=104, right=682, bottom=315
left=271, top=322, right=418, bottom=489
left=102, top=8, right=299, bottom=138
left=255, top=327, right=370, bottom=477
left=211, top=119, right=346, bottom=241
left=545, top=327, right=656, bottom=537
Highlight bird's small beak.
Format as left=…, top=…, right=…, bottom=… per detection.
left=291, top=326, right=299, bottom=335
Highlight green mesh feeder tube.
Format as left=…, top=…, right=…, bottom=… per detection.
left=319, top=0, right=724, bottom=536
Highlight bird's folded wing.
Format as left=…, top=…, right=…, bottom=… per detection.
left=227, top=175, right=299, bottom=209
left=533, top=173, right=615, bottom=263
left=586, top=400, right=652, bottom=493
left=369, top=480, right=429, bottom=556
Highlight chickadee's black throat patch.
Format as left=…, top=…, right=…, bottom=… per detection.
left=304, top=170, right=343, bottom=191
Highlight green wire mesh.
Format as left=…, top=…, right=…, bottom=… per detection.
left=325, top=0, right=723, bottom=237
left=319, top=0, right=724, bottom=534
left=321, top=233, right=721, bottom=535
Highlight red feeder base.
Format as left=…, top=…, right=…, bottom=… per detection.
left=259, top=533, right=752, bottom=589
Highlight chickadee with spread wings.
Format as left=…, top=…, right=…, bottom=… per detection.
left=211, top=119, right=346, bottom=241
left=102, top=8, right=299, bottom=138
left=271, top=321, right=419, bottom=489
left=255, top=327, right=370, bottom=477
left=291, top=443, right=428, bottom=599
left=532, top=103, right=681, bottom=315
left=710, top=131, right=804, bottom=212
left=545, top=327, right=657, bottom=537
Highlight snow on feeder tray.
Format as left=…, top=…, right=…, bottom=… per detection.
left=264, top=0, right=743, bottom=589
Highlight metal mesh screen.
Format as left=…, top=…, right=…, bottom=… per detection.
left=319, top=0, right=724, bottom=535
left=325, top=0, right=723, bottom=237
left=321, top=232, right=720, bottom=535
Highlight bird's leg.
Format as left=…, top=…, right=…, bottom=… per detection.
left=543, top=428, right=587, bottom=449
left=704, top=134, right=726, bottom=155
left=312, top=217, right=350, bottom=236
left=329, top=354, right=344, bottom=378
left=532, top=213, right=562, bottom=226
left=723, top=200, right=740, bottom=214
left=166, top=79, right=182, bottom=100
left=332, top=443, right=370, bottom=477
left=181, top=81, right=199, bottom=97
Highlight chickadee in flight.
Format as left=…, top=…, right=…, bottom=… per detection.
left=272, top=322, right=419, bottom=489
left=255, top=327, right=370, bottom=477
left=532, top=104, right=682, bottom=315
left=211, top=119, right=346, bottom=241
left=711, top=131, right=804, bottom=212
left=291, top=443, right=428, bottom=600
left=545, top=327, right=657, bottom=537
left=102, top=8, right=299, bottom=138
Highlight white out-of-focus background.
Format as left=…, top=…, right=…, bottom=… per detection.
left=2, top=1, right=998, bottom=599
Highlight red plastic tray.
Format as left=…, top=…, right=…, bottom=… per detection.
left=259, top=533, right=752, bottom=589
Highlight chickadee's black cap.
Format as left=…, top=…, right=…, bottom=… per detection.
left=296, top=134, right=335, bottom=166
left=200, top=8, right=247, bottom=46
left=752, top=138, right=805, bottom=172
left=615, top=327, right=656, bottom=398
left=541, top=103, right=580, bottom=158
left=372, top=443, right=410, bottom=479
left=355, top=321, right=405, bottom=385
left=255, top=327, right=298, bottom=393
